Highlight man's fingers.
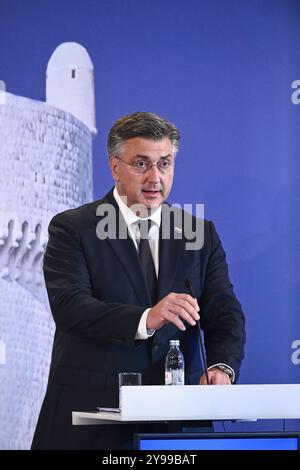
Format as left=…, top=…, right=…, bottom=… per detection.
left=199, top=373, right=210, bottom=385
left=169, top=306, right=197, bottom=326
left=210, top=374, right=231, bottom=385
left=168, top=296, right=200, bottom=323
left=175, top=299, right=200, bottom=321
left=199, top=370, right=231, bottom=385
left=170, top=293, right=200, bottom=316
left=148, top=292, right=201, bottom=331
left=177, top=293, right=200, bottom=311
left=169, top=312, right=186, bottom=331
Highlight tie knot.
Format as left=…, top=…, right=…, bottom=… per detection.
left=138, top=219, right=151, bottom=240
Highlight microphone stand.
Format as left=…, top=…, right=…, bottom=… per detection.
left=185, top=279, right=210, bottom=385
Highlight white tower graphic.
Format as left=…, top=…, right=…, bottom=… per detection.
left=0, top=42, right=96, bottom=449
left=46, top=42, right=97, bottom=134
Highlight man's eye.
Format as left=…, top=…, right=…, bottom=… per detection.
left=159, top=160, right=171, bottom=168
left=136, top=161, right=147, bottom=168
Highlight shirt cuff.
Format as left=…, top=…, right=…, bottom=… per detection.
left=208, top=363, right=235, bottom=383
left=135, top=308, right=156, bottom=339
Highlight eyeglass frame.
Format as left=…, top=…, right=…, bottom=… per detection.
left=111, top=155, right=174, bottom=174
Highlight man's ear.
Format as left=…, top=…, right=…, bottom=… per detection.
left=109, top=157, right=120, bottom=182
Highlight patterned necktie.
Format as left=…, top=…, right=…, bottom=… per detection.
left=138, top=219, right=157, bottom=306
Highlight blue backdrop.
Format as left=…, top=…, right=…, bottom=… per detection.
left=1, top=0, right=299, bottom=433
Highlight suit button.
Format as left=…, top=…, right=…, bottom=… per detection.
left=153, top=344, right=159, bottom=351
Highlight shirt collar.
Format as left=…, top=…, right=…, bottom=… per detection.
left=113, top=187, right=161, bottom=228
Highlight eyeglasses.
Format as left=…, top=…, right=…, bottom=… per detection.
left=113, top=156, right=174, bottom=174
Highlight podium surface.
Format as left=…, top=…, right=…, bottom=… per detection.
left=72, top=384, right=300, bottom=426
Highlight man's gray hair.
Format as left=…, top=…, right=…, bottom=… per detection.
left=107, top=111, right=180, bottom=158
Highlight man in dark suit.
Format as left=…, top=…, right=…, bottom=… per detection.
left=31, top=112, right=245, bottom=449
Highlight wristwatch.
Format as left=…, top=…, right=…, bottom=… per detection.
left=216, top=365, right=233, bottom=381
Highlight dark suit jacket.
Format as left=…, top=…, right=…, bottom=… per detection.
left=31, top=188, right=245, bottom=449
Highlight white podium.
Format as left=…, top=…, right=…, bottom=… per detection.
left=72, top=384, right=300, bottom=426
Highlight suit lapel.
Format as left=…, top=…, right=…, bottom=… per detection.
left=95, top=189, right=152, bottom=306
left=157, top=203, right=185, bottom=301
left=94, top=190, right=186, bottom=309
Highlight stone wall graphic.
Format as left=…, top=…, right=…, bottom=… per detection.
left=0, top=42, right=96, bottom=449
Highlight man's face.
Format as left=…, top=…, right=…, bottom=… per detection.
left=109, top=137, right=175, bottom=211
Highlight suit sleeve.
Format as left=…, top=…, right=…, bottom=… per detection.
left=43, top=211, right=144, bottom=348
left=200, top=221, right=246, bottom=381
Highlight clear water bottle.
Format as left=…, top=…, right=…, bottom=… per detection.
left=165, top=339, right=185, bottom=385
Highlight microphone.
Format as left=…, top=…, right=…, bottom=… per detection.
left=184, top=279, right=210, bottom=385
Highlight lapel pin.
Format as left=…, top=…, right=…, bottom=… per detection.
left=175, top=226, right=182, bottom=234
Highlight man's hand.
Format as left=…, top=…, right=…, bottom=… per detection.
left=199, top=367, right=231, bottom=385
left=146, top=293, right=200, bottom=331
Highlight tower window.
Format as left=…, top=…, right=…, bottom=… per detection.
left=71, top=69, right=76, bottom=78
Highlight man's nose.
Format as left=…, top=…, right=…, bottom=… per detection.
left=146, top=164, right=160, bottom=182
